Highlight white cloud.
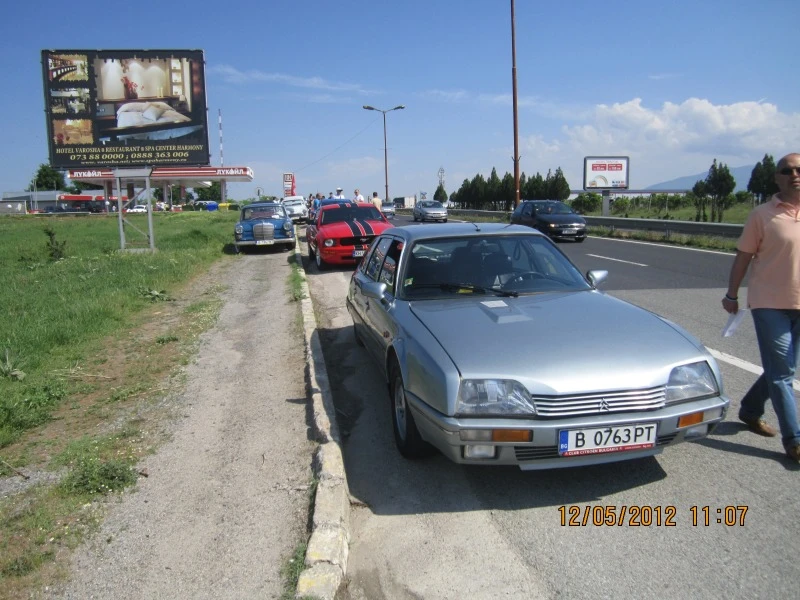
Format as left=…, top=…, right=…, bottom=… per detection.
left=208, top=65, right=376, bottom=95
left=418, top=89, right=469, bottom=102
left=518, top=97, right=800, bottom=187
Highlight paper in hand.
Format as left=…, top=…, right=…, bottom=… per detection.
left=722, top=308, right=748, bottom=337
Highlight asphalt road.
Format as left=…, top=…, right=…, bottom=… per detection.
left=299, top=221, right=800, bottom=600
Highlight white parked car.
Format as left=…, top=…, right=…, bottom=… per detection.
left=127, top=205, right=148, bottom=214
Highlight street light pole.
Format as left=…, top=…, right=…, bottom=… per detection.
left=363, top=104, right=405, bottom=205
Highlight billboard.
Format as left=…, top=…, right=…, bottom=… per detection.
left=283, top=172, right=296, bottom=196
left=583, top=156, right=630, bottom=190
left=42, top=49, right=210, bottom=169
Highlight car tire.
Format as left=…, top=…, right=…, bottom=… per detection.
left=442, top=219, right=447, bottom=223
left=288, top=242, right=296, bottom=251
left=315, top=248, right=327, bottom=271
left=389, top=362, right=434, bottom=459
left=308, top=241, right=315, bottom=260
left=576, top=237, right=586, bottom=243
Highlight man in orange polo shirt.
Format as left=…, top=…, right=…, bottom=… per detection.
left=722, top=152, right=800, bottom=462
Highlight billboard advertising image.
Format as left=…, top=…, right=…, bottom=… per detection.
left=42, top=49, right=210, bottom=169
left=583, top=156, right=630, bottom=190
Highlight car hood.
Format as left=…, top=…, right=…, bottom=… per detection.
left=319, top=219, right=389, bottom=237
left=536, top=213, right=585, bottom=225
left=408, top=291, right=706, bottom=394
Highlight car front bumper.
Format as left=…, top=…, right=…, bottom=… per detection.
left=317, top=245, right=369, bottom=265
left=405, top=391, right=729, bottom=470
left=234, top=237, right=295, bottom=248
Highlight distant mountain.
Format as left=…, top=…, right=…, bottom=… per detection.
left=646, top=164, right=754, bottom=193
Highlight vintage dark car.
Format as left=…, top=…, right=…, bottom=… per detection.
left=510, top=200, right=587, bottom=242
left=233, top=202, right=296, bottom=253
left=306, top=201, right=392, bottom=270
left=346, top=223, right=729, bottom=470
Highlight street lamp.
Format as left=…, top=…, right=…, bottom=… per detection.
left=363, top=104, right=405, bottom=206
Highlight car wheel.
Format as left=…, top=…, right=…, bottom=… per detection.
left=413, top=214, right=418, bottom=222
left=288, top=242, right=296, bottom=251
left=308, top=241, right=316, bottom=260
left=315, top=247, right=327, bottom=271
left=389, top=362, right=433, bottom=459
left=576, top=237, right=586, bottom=243
left=442, top=218, right=447, bottom=223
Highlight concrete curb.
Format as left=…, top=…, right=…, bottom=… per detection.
left=291, top=242, right=350, bottom=600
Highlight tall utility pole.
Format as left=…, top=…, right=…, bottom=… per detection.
left=511, top=0, right=521, bottom=207
left=219, top=109, right=227, bottom=204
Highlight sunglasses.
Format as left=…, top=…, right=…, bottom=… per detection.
left=779, top=167, right=800, bottom=176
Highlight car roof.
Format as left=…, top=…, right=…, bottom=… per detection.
left=384, top=222, right=545, bottom=244
left=320, top=200, right=363, bottom=210
left=245, top=201, right=281, bottom=208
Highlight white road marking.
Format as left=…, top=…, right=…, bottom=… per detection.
left=708, top=348, right=800, bottom=392
left=586, top=253, right=648, bottom=267
left=588, top=235, right=735, bottom=256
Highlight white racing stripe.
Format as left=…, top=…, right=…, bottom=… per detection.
left=586, top=253, right=648, bottom=267
left=708, top=348, right=800, bottom=392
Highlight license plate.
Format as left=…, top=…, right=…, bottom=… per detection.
left=255, top=240, right=274, bottom=246
left=352, top=250, right=365, bottom=257
left=558, top=423, right=657, bottom=456
left=562, top=228, right=577, bottom=235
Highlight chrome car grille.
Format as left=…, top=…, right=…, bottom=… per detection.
left=253, top=223, right=275, bottom=241
left=340, top=235, right=375, bottom=247
left=533, top=386, right=666, bottom=417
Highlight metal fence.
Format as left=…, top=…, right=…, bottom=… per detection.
left=397, top=208, right=744, bottom=239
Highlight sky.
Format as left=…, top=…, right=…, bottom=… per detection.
left=2, top=0, right=798, bottom=200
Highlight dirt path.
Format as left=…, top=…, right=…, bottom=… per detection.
left=45, top=251, right=315, bottom=599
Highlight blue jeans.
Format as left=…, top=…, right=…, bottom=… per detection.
left=740, top=308, right=800, bottom=448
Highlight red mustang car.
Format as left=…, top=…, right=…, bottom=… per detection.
left=306, top=201, right=393, bottom=270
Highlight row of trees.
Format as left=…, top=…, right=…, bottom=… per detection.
left=432, top=153, right=782, bottom=222
left=443, top=167, right=570, bottom=211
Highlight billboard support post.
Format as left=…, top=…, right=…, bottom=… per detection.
left=113, top=167, right=154, bottom=252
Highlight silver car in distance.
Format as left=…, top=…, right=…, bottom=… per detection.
left=346, top=223, right=729, bottom=470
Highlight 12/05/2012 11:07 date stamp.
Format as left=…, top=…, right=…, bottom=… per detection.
left=558, top=505, right=748, bottom=527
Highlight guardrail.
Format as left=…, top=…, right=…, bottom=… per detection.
left=397, top=208, right=744, bottom=239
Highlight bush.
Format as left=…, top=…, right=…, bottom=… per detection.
left=59, top=456, right=137, bottom=496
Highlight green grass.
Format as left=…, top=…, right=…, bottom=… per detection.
left=0, top=212, right=237, bottom=447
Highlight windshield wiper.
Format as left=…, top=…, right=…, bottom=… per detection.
left=410, top=282, right=518, bottom=298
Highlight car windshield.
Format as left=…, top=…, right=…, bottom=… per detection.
left=243, top=206, right=285, bottom=220
left=421, top=201, right=443, bottom=209
left=533, top=201, right=574, bottom=215
left=321, top=205, right=383, bottom=224
left=401, top=234, right=591, bottom=298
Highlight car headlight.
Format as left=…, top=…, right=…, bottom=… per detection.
left=665, top=361, right=719, bottom=403
left=283, top=220, right=293, bottom=232
left=235, top=224, right=243, bottom=234
left=324, top=238, right=335, bottom=247
left=456, top=379, right=537, bottom=416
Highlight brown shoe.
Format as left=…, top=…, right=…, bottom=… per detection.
left=738, top=414, right=778, bottom=437
left=786, top=445, right=800, bottom=462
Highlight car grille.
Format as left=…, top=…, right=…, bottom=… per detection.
left=533, top=386, right=666, bottom=417
left=253, top=223, right=275, bottom=240
left=340, top=235, right=375, bottom=247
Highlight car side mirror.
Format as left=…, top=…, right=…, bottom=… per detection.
left=361, top=280, right=387, bottom=300
left=587, top=269, right=608, bottom=287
